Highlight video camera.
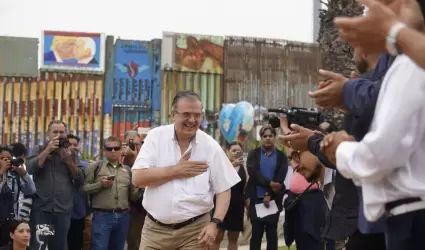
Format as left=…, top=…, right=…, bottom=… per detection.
left=266, top=107, right=323, bottom=129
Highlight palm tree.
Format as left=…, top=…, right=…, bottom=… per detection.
left=317, top=0, right=364, bottom=129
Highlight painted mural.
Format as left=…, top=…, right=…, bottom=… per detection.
left=0, top=74, right=103, bottom=157
left=106, top=40, right=161, bottom=140
left=175, top=34, right=224, bottom=74
left=39, top=30, right=106, bottom=74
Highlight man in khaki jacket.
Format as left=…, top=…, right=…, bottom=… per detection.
left=83, top=136, right=143, bottom=250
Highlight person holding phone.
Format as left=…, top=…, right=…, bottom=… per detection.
left=83, top=136, right=142, bottom=250
left=210, top=142, right=247, bottom=250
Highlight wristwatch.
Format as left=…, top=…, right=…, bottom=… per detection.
left=386, top=22, right=407, bottom=56
left=210, top=218, right=223, bottom=228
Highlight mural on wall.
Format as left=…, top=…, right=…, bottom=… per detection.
left=174, top=34, right=224, bottom=74
left=39, top=30, right=106, bottom=74
left=107, top=40, right=161, bottom=140
left=0, top=74, right=103, bottom=157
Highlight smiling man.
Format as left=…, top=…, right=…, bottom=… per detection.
left=132, top=90, right=240, bottom=250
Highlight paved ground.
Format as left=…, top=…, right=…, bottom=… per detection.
left=219, top=239, right=287, bottom=250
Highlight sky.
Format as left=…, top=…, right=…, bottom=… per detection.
left=0, top=0, right=316, bottom=43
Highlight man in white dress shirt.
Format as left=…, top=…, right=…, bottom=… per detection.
left=321, top=41, right=425, bottom=250
left=132, top=90, right=241, bottom=250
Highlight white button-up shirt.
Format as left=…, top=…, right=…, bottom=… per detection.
left=336, top=54, right=425, bottom=222
left=133, top=124, right=241, bottom=224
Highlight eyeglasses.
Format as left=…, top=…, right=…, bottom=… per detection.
left=174, top=111, right=202, bottom=120
left=104, top=147, right=121, bottom=152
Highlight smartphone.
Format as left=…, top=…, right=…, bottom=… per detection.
left=236, top=151, right=243, bottom=159
left=106, top=175, right=116, bottom=181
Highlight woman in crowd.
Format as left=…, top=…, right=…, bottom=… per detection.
left=211, top=142, right=248, bottom=250
left=0, top=220, right=31, bottom=250
left=0, top=146, right=35, bottom=247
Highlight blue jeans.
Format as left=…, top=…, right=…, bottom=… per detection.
left=91, top=211, right=130, bottom=250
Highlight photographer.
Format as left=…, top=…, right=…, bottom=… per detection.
left=10, top=143, right=33, bottom=223
left=0, top=146, right=35, bottom=247
left=121, top=130, right=145, bottom=250
left=27, top=120, right=84, bottom=250
left=278, top=117, right=358, bottom=250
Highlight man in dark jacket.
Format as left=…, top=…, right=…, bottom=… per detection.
left=281, top=49, right=389, bottom=250
left=27, top=120, right=84, bottom=250
left=245, top=125, right=288, bottom=250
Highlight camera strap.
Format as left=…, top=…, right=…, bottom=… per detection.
left=285, top=181, right=317, bottom=211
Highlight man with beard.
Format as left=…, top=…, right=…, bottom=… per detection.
left=282, top=46, right=386, bottom=250
left=283, top=146, right=334, bottom=250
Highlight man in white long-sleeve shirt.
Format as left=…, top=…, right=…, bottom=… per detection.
left=322, top=52, right=425, bottom=250
left=132, top=90, right=241, bottom=250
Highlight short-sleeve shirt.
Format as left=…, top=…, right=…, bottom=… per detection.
left=132, top=124, right=241, bottom=224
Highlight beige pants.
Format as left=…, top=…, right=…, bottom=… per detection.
left=140, top=214, right=210, bottom=250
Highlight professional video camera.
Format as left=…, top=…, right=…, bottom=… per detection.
left=266, top=107, right=323, bottom=129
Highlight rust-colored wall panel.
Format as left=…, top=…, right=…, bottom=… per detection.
left=0, top=73, right=104, bottom=158
left=161, top=70, right=222, bottom=140
left=223, top=36, right=322, bottom=108
left=223, top=36, right=322, bottom=150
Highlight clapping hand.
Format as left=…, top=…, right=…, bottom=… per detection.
left=308, top=69, right=348, bottom=109
left=320, top=131, right=355, bottom=165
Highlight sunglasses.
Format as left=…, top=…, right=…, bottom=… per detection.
left=104, top=146, right=121, bottom=152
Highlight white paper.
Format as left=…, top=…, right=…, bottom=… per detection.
left=255, top=200, right=279, bottom=218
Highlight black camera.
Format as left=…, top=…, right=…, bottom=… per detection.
left=58, top=137, right=70, bottom=148
left=11, top=157, right=24, bottom=167
left=266, top=107, right=323, bottom=129
left=128, top=139, right=135, bottom=151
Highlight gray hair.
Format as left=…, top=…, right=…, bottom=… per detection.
left=47, top=120, right=67, bottom=132
left=171, top=90, right=201, bottom=113
left=124, top=130, right=140, bottom=141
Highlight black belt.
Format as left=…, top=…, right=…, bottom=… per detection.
left=92, top=208, right=129, bottom=213
left=147, top=213, right=206, bottom=229
left=385, top=197, right=421, bottom=211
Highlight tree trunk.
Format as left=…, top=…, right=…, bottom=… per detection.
left=317, top=0, right=364, bottom=129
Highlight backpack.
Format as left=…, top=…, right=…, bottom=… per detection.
left=88, top=161, right=133, bottom=208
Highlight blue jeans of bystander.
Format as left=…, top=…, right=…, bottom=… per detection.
left=91, top=210, right=130, bottom=250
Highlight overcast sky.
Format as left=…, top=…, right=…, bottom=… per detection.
left=0, top=0, right=316, bottom=43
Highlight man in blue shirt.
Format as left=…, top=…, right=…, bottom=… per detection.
left=245, top=125, right=288, bottom=250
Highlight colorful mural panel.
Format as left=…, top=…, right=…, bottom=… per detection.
left=175, top=34, right=224, bottom=74
left=39, top=30, right=106, bottom=74
left=104, top=39, right=161, bottom=140
left=0, top=73, right=104, bottom=157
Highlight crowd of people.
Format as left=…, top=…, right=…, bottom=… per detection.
left=1, top=0, right=425, bottom=250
